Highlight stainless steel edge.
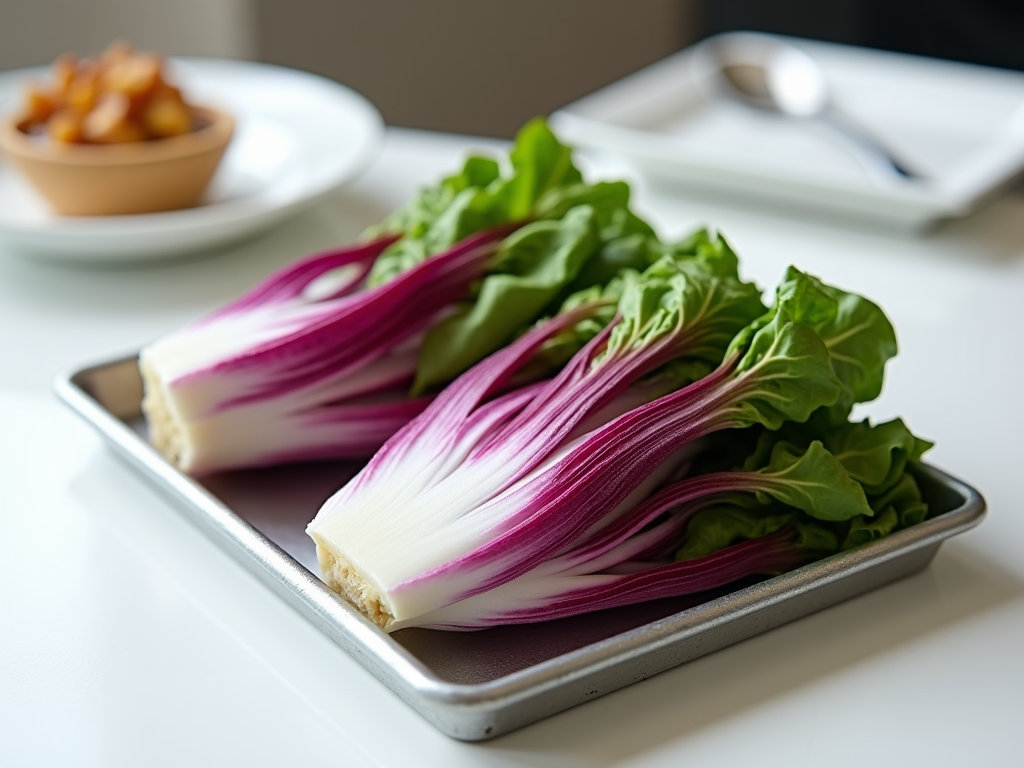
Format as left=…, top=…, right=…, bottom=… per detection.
left=53, top=366, right=455, bottom=700
left=407, top=463, right=982, bottom=738
left=54, top=359, right=987, bottom=741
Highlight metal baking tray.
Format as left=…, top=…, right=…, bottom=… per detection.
left=56, top=355, right=986, bottom=741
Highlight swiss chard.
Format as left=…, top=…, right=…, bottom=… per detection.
left=308, top=258, right=912, bottom=630
left=141, top=119, right=657, bottom=474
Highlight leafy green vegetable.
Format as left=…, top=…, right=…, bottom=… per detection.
left=368, top=118, right=589, bottom=288
left=498, top=117, right=583, bottom=219
left=301, top=120, right=936, bottom=631
left=775, top=267, right=898, bottom=426
left=750, top=440, right=873, bottom=521
left=368, top=155, right=502, bottom=243
left=726, top=307, right=845, bottom=431
left=362, top=118, right=675, bottom=393
left=672, top=414, right=933, bottom=562
left=820, top=417, right=933, bottom=495
left=413, top=205, right=601, bottom=393
left=675, top=505, right=794, bottom=561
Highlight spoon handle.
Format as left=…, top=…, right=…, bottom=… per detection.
left=819, top=107, right=921, bottom=180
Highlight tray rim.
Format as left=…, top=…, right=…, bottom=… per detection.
left=54, top=354, right=987, bottom=739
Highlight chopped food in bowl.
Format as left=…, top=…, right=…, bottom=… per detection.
left=0, top=41, right=234, bottom=216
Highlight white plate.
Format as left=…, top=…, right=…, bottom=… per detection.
left=552, top=34, right=1024, bottom=229
left=0, top=58, right=384, bottom=261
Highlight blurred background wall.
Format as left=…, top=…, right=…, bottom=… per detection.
left=1, top=0, right=1021, bottom=138
left=255, top=0, right=694, bottom=138
left=0, top=0, right=696, bottom=138
left=0, top=0, right=257, bottom=64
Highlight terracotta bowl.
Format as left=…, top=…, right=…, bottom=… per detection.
left=0, top=107, right=234, bottom=216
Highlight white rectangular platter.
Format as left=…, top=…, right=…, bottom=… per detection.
left=551, top=33, right=1024, bottom=229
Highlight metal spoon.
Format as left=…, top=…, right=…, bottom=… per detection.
left=709, top=34, right=921, bottom=180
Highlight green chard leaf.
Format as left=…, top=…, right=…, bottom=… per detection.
left=689, top=427, right=766, bottom=476
left=675, top=505, right=795, bottom=561
left=820, top=417, right=933, bottom=496
left=564, top=233, right=657, bottom=295
left=869, top=471, right=930, bottom=528
left=724, top=313, right=844, bottom=431
left=721, top=266, right=901, bottom=433
left=751, top=440, right=874, bottom=522
left=794, top=519, right=842, bottom=554
left=523, top=226, right=763, bottom=386
left=664, top=267, right=925, bottom=562
left=381, top=119, right=672, bottom=392
left=669, top=258, right=766, bottom=367
left=838, top=461, right=930, bottom=550
left=597, top=254, right=766, bottom=378
left=367, top=157, right=507, bottom=287
left=674, top=501, right=843, bottom=563
left=367, top=154, right=501, bottom=242
left=842, top=506, right=900, bottom=550
left=767, top=415, right=934, bottom=495
left=492, top=117, right=583, bottom=220
left=368, top=119, right=586, bottom=288
left=536, top=180, right=631, bottom=227
left=543, top=183, right=659, bottom=300
left=776, top=266, right=898, bottom=425
left=412, top=205, right=600, bottom=393
left=660, top=228, right=742, bottom=280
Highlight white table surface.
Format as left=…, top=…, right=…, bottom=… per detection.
left=2, top=127, right=1023, bottom=767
